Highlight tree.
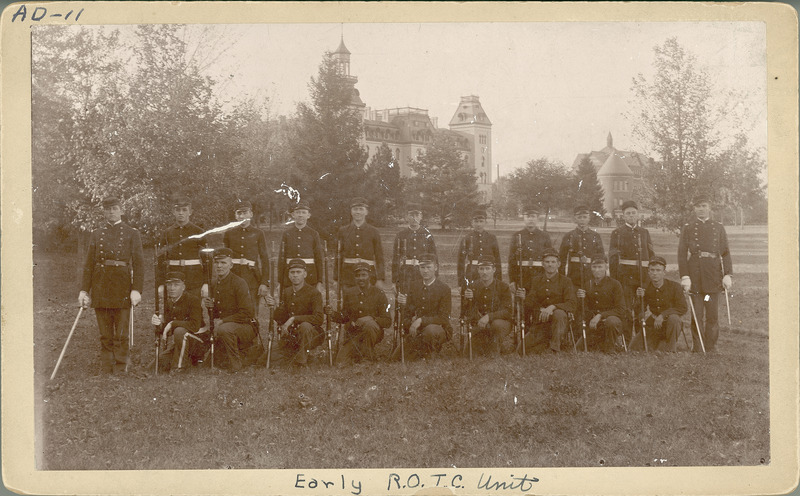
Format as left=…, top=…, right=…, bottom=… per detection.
left=508, top=158, right=572, bottom=231
left=717, top=133, right=766, bottom=228
left=406, top=133, right=480, bottom=229
left=629, top=37, right=719, bottom=233
left=363, top=143, right=402, bottom=226
left=289, top=53, right=368, bottom=237
left=574, top=156, right=606, bottom=225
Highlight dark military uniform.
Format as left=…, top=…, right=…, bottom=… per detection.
left=464, top=279, right=512, bottom=356
left=394, top=277, right=452, bottom=360
left=207, top=271, right=255, bottom=371
left=458, top=230, right=501, bottom=288
left=81, top=220, right=144, bottom=372
left=508, top=228, right=553, bottom=291
left=392, top=226, right=437, bottom=289
left=272, top=283, right=324, bottom=366
left=336, top=222, right=385, bottom=287
left=157, top=292, right=203, bottom=371
left=278, top=224, right=324, bottom=288
left=558, top=227, right=605, bottom=289
left=608, top=222, right=655, bottom=340
left=581, top=276, right=626, bottom=353
left=329, top=283, right=392, bottom=364
left=223, top=224, right=270, bottom=304
left=158, top=223, right=205, bottom=294
left=523, top=272, right=577, bottom=353
left=629, top=278, right=687, bottom=352
left=677, top=217, right=732, bottom=351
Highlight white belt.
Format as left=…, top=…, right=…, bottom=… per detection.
left=287, top=258, right=315, bottom=264
left=232, top=258, right=256, bottom=267
left=344, top=258, right=375, bottom=266
left=570, top=257, right=591, bottom=263
left=168, top=259, right=201, bottom=266
left=519, top=261, right=542, bottom=267
left=620, top=259, right=648, bottom=267
left=403, top=259, right=420, bottom=266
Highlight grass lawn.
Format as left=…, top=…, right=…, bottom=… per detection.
left=35, top=224, right=769, bottom=470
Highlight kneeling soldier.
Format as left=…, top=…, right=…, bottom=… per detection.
left=151, top=271, right=203, bottom=372
left=326, top=262, right=391, bottom=365
left=520, top=249, right=577, bottom=354
left=264, top=259, right=324, bottom=367
left=463, top=255, right=512, bottom=356
left=392, top=254, right=452, bottom=361
left=576, top=254, right=626, bottom=353
left=630, top=256, right=688, bottom=352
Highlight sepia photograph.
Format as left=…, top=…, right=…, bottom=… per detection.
left=2, top=2, right=798, bottom=495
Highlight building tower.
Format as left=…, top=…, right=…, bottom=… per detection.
left=448, top=95, right=493, bottom=202
left=597, top=146, right=635, bottom=215
left=332, top=36, right=365, bottom=110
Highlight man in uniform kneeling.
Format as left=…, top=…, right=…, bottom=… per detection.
left=463, top=255, right=512, bottom=356
left=630, top=256, right=688, bottom=352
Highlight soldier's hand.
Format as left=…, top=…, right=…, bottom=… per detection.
left=478, top=314, right=490, bottom=329
left=576, top=289, right=586, bottom=299
left=258, top=284, right=269, bottom=297
left=78, top=291, right=91, bottom=308
left=157, top=285, right=164, bottom=300
left=515, top=288, right=526, bottom=299
left=263, top=295, right=276, bottom=307
left=151, top=314, right=163, bottom=327
left=722, top=275, right=732, bottom=290
left=201, top=283, right=209, bottom=298
left=130, top=290, right=142, bottom=307
left=316, top=282, right=324, bottom=295
left=653, top=314, right=663, bottom=329
left=464, top=289, right=474, bottom=300
left=540, top=305, right=555, bottom=322
left=324, top=305, right=332, bottom=315
left=397, top=293, right=407, bottom=305
left=636, top=287, right=645, bottom=298
left=202, top=296, right=213, bottom=309
left=681, top=276, right=691, bottom=293
left=589, top=314, right=601, bottom=329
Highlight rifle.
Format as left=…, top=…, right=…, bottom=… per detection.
left=636, top=221, right=648, bottom=352
left=153, top=242, right=161, bottom=375
left=336, top=238, right=344, bottom=354
left=266, top=241, right=277, bottom=368
left=577, top=235, right=588, bottom=352
left=394, top=239, right=407, bottom=364
left=199, top=247, right=216, bottom=370
left=324, top=240, right=333, bottom=366
left=721, top=256, right=731, bottom=326
left=517, top=233, right=526, bottom=357
left=460, top=235, right=474, bottom=360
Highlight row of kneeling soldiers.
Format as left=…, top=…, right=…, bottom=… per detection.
left=75, top=192, right=732, bottom=375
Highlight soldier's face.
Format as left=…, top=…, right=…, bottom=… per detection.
left=472, top=218, right=486, bottom=231
left=292, top=209, right=310, bottom=226
left=575, top=213, right=590, bottom=228
left=235, top=208, right=253, bottom=225
left=419, top=262, right=436, bottom=283
left=543, top=256, right=560, bottom=275
left=591, top=262, right=606, bottom=280
left=694, top=202, right=710, bottom=220
left=351, top=206, right=367, bottom=222
left=648, top=264, right=665, bottom=284
left=478, top=265, right=495, bottom=284
left=523, top=214, right=538, bottom=230
left=354, top=270, right=370, bottom=289
left=214, top=257, right=233, bottom=278
left=623, top=207, right=638, bottom=225
left=288, top=268, right=306, bottom=286
left=166, top=280, right=185, bottom=300
left=407, top=211, right=422, bottom=227
left=103, top=205, right=122, bottom=223
left=173, top=206, right=192, bottom=225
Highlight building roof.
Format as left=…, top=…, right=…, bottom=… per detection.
left=572, top=132, right=650, bottom=178
left=449, top=95, right=492, bottom=127
left=597, top=149, right=634, bottom=177
left=334, top=36, right=350, bottom=55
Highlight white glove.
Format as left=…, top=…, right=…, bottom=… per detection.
left=681, top=276, right=691, bottom=293
left=78, top=291, right=91, bottom=308
left=722, top=275, right=732, bottom=290
left=130, top=290, right=142, bottom=307
left=151, top=314, right=163, bottom=326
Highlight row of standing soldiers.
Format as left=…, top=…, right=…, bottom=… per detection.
left=78, top=193, right=732, bottom=374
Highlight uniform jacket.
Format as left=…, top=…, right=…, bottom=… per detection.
left=392, top=226, right=437, bottom=285
left=458, top=230, right=501, bottom=287
left=524, top=272, right=577, bottom=324
left=164, top=292, right=202, bottom=334
left=223, top=224, right=270, bottom=286
left=330, top=285, right=392, bottom=330
left=211, top=272, right=254, bottom=325
left=81, top=221, right=144, bottom=309
left=584, top=276, right=626, bottom=322
left=157, top=222, right=205, bottom=290
left=403, top=278, right=452, bottom=337
left=275, top=283, right=324, bottom=328
left=677, top=217, right=732, bottom=294
left=558, top=227, right=605, bottom=289
left=508, top=228, right=553, bottom=290
left=639, top=279, right=687, bottom=321
left=608, top=223, right=655, bottom=287
left=278, top=224, right=324, bottom=287
left=336, top=222, right=385, bottom=285
left=465, top=279, right=512, bottom=326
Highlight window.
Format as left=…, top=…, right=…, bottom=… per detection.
left=479, top=135, right=487, bottom=145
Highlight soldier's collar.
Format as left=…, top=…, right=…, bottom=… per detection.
left=107, top=220, right=122, bottom=226
left=625, top=223, right=635, bottom=229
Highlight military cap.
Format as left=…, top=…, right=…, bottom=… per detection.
left=418, top=253, right=438, bottom=265
left=541, top=248, right=560, bottom=261
left=574, top=205, right=590, bottom=215
left=477, top=255, right=496, bottom=267
left=350, top=197, right=369, bottom=208
left=233, top=199, right=252, bottom=212
left=522, top=207, right=540, bottom=216
left=472, top=209, right=487, bottom=220
left=173, top=196, right=191, bottom=208
left=590, top=252, right=608, bottom=264
left=291, top=202, right=310, bottom=212
left=621, top=200, right=639, bottom=211
left=353, top=262, right=371, bottom=274
left=102, top=197, right=121, bottom=209
left=165, top=271, right=186, bottom=283
left=287, top=258, right=307, bottom=271
left=406, top=203, right=422, bottom=214
left=693, top=192, right=711, bottom=205
left=213, top=247, right=234, bottom=259
left=649, top=256, right=667, bottom=268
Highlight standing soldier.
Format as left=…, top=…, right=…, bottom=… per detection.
left=336, top=197, right=386, bottom=289
left=157, top=196, right=205, bottom=297
left=508, top=208, right=553, bottom=293
left=575, top=254, right=626, bottom=353
left=78, top=197, right=144, bottom=374
left=223, top=200, right=270, bottom=309
left=559, top=205, right=605, bottom=289
left=608, top=200, right=655, bottom=342
left=458, top=208, right=501, bottom=291
left=392, top=203, right=437, bottom=289
left=463, top=256, right=513, bottom=356
left=631, top=256, right=688, bottom=352
left=677, top=193, right=733, bottom=352
left=278, top=202, right=324, bottom=294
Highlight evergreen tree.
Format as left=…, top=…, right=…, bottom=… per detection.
left=363, top=143, right=402, bottom=226
left=574, top=156, right=606, bottom=225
